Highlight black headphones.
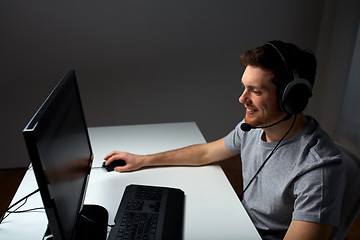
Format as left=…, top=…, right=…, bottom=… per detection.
left=265, top=41, right=313, bottom=115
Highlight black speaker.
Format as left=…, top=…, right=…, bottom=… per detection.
left=74, top=204, right=108, bottom=240
left=265, top=41, right=313, bottom=115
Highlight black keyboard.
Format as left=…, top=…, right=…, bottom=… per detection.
left=107, top=185, right=184, bottom=240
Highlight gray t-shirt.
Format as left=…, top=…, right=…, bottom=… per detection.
left=224, top=117, right=345, bottom=239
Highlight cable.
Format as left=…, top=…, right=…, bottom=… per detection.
left=91, top=166, right=104, bottom=169
left=0, top=187, right=113, bottom=229
left=239, top=115, right=297, bottom=200
left=5, top=207, right=44, bottom=214
left=80, top=214, right=115, bottom=228
left=0, top=188, right=41, bottom=223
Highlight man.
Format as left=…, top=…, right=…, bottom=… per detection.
left=104, top=41, right=345, bottom=240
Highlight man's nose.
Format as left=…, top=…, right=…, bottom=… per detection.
left=239, top=90, right=249, bottom=104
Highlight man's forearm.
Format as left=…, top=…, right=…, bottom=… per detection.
left=143, top=144, right=210, bottom=167
left=104, top=137, right=235, bottom=172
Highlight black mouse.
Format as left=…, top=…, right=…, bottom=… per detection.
left=102, top=159, right=126, bottom=172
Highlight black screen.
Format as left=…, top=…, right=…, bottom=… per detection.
left=23, top=70, right=93, bottom=240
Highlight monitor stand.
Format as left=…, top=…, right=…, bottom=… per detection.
left=43, top=204, right=108, bottom=240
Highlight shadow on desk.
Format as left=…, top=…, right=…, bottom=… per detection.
left=219, top=155, right=360, bottom=240
left=0, top=168, right=27, bottom=214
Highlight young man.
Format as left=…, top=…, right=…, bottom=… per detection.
left=104, top=41, right=345, bottom=240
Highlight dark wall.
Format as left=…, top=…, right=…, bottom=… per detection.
left=0, top=0, right=324, bottom=168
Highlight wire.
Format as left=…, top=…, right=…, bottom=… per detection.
left=80, top=214, right=115, bottom=227
left=91, top=166, right=104, bottom=169
left=240, top=115, right=297, bottom=200
left=5, top=188, right=40, bottom=211
left=5, top=207, right=44, bottom=213
left=0, top=187, right=113, bottom=229
left=0, top=188, right=41, bottom=223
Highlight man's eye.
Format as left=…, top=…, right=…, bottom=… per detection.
left=252, top=90, right=261, bottom=95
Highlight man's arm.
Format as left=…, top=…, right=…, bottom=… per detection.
left=104, top=137, right=237, bottom=172
left=284, top=220, right=333, bottom=240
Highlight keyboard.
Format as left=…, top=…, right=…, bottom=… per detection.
left=107, top=184, right=185, bottom=240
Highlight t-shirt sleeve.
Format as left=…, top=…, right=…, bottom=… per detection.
left=224, top=121, right=244, bottom=153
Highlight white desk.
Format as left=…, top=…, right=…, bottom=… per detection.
left=0, top=122, right=260, bottom=239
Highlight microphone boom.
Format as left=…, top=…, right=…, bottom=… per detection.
left=240, top=114, right=292, bottom=132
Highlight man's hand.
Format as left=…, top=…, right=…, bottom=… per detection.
left=104, top=151, right=145, bottom=172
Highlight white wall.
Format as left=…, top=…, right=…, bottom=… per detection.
left=0, top=0, right=351, bottom=168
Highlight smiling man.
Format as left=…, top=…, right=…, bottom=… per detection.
left=104, top=41, right=346, bottom=240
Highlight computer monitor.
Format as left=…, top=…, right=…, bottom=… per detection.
left=23, top=70, right=106, bottom=240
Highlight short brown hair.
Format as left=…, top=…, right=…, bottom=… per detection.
left=240, top=41, right=317, bottom=90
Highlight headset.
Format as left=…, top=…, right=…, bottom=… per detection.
left=265, top=41, right=313, bottom=115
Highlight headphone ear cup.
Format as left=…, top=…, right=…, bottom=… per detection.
left=280, top=79, right=313, bottom=114
left=266, top=41, right=314, bottom=114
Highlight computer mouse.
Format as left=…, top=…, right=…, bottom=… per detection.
left=102, top=159, right=126, bottom=172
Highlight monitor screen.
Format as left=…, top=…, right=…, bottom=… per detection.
left=23, top=70, right=93, bottom=240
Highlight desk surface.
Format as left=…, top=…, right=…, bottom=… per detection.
left=0, top=122, right=260, bottom=239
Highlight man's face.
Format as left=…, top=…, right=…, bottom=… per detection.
left=239, top=65, right=285, bottom=127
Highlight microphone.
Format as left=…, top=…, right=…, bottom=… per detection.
left=241, top=114, right=292, bottom=132
left=240, top=122, right=252, bottom=132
